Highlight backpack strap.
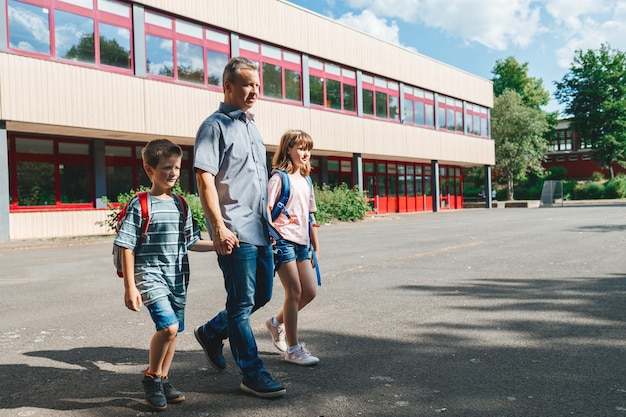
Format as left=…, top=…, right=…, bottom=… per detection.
left=136, top=191, right=150, bottom=246
left=173, top=194, right=191, bottom=243
left=271, top=169, right=292, bottom=222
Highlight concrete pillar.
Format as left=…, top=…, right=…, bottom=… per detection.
left=0, top=122, right=8, bottom=240
left=431, top=160, right=440, bottom=212
left=484, top=165, right=492, bottom=209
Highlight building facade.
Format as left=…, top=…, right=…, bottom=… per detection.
left=544, top=119, right=626, bottom=179
left=1, top=0, right=494, bottom=240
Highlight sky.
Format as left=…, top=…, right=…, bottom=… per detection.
left=284, top=0, right=626, bottom=114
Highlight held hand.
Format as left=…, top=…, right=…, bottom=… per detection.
left=124, top=287, right=142, bottom=312
left=215, top=227, right=239, bottom=255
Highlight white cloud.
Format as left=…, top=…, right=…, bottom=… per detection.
left=547, top=0, right=626, bottom=68
left=336, top=9, right=404, bottom=46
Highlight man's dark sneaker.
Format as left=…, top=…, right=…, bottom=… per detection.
left=194, top=325, right=226, bottom=370
left=142, top=374, right=167, bottom=411
left=240, top=370, right=286, bottom=398
left=162, top=377, right=185, bottom=404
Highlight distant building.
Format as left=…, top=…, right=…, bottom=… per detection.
left=544, top=119, right=626, bottom=179
left=1, top=0, right=494, bottom=240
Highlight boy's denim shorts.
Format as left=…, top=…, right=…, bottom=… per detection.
left=146, top=296, right=185, bottom=332
left=274, top=239, right=311, bottom=265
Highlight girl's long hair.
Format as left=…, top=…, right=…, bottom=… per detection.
left=272, top=130, right=314, bottom=176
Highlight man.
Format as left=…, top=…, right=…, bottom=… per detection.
left=193, top=57, right=285, bottom=398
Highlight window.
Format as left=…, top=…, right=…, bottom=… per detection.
left=8, top=136, right=93, bottom=209
left=465, top=103, right=489, bottom=137
left=327, top=157, right=352, bottom=188
left=362, top=74, right=399, bottom=121
left=308, top=58, right=356, bottom=113
left=438, top=95, right=463, bottom=132
left=240, top=39, right=302, bottom=102
left=145, top=11, right=230, bottom=87
left=8, top=0, right=132, bottom=71
left=403, top=86, right=435, bottom=128
left=551, top=129, right=573, bottom=151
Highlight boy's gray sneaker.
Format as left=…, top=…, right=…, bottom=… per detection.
left=240, top=370, right=286, bottom=398
left=162, top=378, right=185, bottom=404
left=142, top=374, right=167, bottom=411
left=194, top=325, right=226, bottom=370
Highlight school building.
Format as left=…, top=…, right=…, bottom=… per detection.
left=544, top=119, right=626, bottom=179
left=0, top=0, right=494, bottom=241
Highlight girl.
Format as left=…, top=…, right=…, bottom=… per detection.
left=265, top=129, right=320, bottom=366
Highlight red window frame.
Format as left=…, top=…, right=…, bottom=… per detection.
left=8, top=135, right=94, bottom=211
left=239, top=38, right=303, bottom=104
left=438, top=95, right=463, bottom=133
left=144, top=9, right=230, bottom=88
left=8, top=0, right=133, bottom=74
left=308, top=57, right=357, bottom=114
left=403, top=86, right=435, bottom=128
left=465, top=103, right=489, bottom=138
left=362, top=74, right=400, bottom=122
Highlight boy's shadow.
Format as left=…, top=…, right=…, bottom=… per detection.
left=2, top=346, right=200, bottom=412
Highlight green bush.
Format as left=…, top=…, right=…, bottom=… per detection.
left=547, top=166, right=567, bottom=180
left=314, top=183, right=369, bottom=223
left=604, top=175, right=626, bottom=198
left=590, top=171, right=605, bottom=181
left=99, top=184, right=207, bottom=232
left=571, top=182, right=604, bottom=199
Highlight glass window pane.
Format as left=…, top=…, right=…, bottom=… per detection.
left=206, top=28, right=228, bottom=44
left=343, top=84, right=355, bottom=112
left=17, top=161, right=55, bottom=206
left=328, top=173, right=339, bottom=189
left=176, top=19, right=202, bottom=38
left=207, top=50, right=228, bottom=86
left=481, top=118, right=488, bottom=137
left=16, top=138, right=53, bottom=154
left=340, top=160, right=352, bottom=172
left=447, top=108, right=455, bottom=130
left=438, top=107, right=446, bottom=128
left=62, top=0, right=93, bottom=9
left=98, top=22, right=131, bottom=68
left=415, top=101, right=425, bottom=125
left=309, top=76, right=324, bottom=106
left=415, top=175, right=423, bottom=196
left=389, top=95, right=399, bottom=120
left=364, top=162, right=375, bottom=173
left=376, top=91, right=387, bottom=118
left=176, top=40, right=204, bottom=83
left=403, top=99, right=414, bottom=124
left=474, top=115, right=481, bottom=135
left=60, top=164, right=91, bottom=203
left=98, top=0, right=129, bottom=17
left=455, top=110, right=463, bottom=131
left=377, top=174, right=386, bottom=197
left=146, top=35, right=173, bottom=77
left=59, top=142, right=89, bottom=154
left=425, top=104, right=434, bottom=127
left=8, top=0, right=51, bottom=54
left=107, top=166, right=133, bottom=201
left=285, top=69, right=301, bottom=101
left=105, top=145, right=132, bottom=157
left=145, top=11, right=171, bottom=29
left=363, top=89, right=374, bottom=115
left=406, top=174, right=415, bottom=196
left=262, top=63, right=282, bottom=98
left=327, top=160, right=340, bottom=171
left=327, top=79, right=341, bottom=109
left=466, top=113, right=473, bottom=134
left=55, top=10, right=95, bottom=63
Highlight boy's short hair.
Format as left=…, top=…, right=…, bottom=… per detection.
left=142, top=139, right=182, bottom=168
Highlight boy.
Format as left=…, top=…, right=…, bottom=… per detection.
left=114, top=138, right=231, bottom=410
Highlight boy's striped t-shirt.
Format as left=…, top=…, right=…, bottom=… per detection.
left=113, top=194, right=199, bottom=307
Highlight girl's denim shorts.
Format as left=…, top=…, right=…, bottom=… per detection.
left=146, top=296, right=185, bottom=332
left=274, top=239, right=311, bottom=265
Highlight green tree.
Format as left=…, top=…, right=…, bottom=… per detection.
left=492, top=56, right=550, bottom=109
left=554, top=43, right=626, bottom=179
left=492, top=89, right=550, bottom=200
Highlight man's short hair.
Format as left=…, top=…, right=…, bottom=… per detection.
left=142, top=138, right=182, bottom=168
left=223, top=57, right=259, bottom=92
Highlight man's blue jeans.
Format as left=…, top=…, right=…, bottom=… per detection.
left=202, top=243, right=274, bottom=377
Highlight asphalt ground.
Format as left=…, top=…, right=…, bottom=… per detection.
left=1, top=204, right=625, bottom=417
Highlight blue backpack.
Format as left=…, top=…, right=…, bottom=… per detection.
left=270, top=169, right=321, bottom=286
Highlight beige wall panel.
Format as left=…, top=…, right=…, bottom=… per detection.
left=9, top=210, right=110, bottom=240
left=253, top=101, right=312, bottom=148
left=309, top=111, right=364, bottom=155
left=0, top=54, right=146, bottom=133
left=142, top=81, right=222, bottom=144
left=436, top=132, right=496, bottom=166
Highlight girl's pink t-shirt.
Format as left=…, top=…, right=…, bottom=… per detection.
left=268, top=171, right=317, bottom=246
